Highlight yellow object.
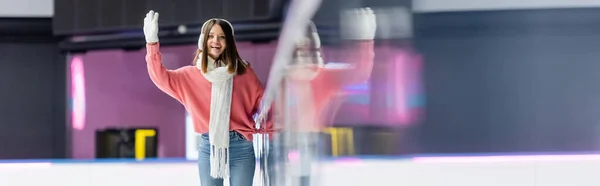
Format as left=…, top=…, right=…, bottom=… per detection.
left=324, top=127, right=355, bottom=156
left=135, top=129, right=156, bottom=160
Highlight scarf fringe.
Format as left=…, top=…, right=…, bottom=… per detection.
left=210, top=145, right=230, bottom=179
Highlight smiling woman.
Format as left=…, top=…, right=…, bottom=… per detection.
left=206, top=24, right=226, bottom=59
left=193, top=18, right=247, bottom=75
left=142, top=10, right=274, bottom=186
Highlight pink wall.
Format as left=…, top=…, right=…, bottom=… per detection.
left=69, top=41, right=422, bottom=159
left=69, top=42, right=281, bottom=159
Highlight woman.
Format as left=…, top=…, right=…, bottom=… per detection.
left=142, top=10, right=272, bottom=186
left=262, top=7, right=376, bottom=186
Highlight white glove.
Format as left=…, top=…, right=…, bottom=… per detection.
left=255, top=107, right=269, bottom=131
left=340, top=7, right=377, bottom=40
left=143, top=10, right=159, bottom=43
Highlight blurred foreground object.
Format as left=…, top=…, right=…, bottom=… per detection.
left=256, top=0, right=324, bottom=185
left=266, top=5, right=377, bottom=186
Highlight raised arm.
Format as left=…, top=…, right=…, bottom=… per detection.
left=325, top=41, right=375, bottom=86
left=145, top=43, right=186, bottom=101
left=322, top=7, right=376, bottom=86
left=144, top=10, right=185, bottom=101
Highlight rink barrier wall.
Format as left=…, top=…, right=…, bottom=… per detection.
left=1, top=153, right=600, bottom=186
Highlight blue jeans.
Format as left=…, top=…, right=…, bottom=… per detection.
left=264, top=132, right=323, bottom=186
left=197, top=131, right=256, bottom=186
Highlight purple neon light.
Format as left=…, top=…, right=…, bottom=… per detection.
left=70, top=56, right=86, bottom=131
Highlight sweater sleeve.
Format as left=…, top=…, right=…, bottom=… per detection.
left=146, top=43, right=185, bottom=102
left=322, top=40, right=375, bottom=86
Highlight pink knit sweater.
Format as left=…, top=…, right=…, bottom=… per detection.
left=300, top=41, right=375, bottom=129
left=145, top=43, right=273, bottom=141
left=146, top=41, right=373, bottom=139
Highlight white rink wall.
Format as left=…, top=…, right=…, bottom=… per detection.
left=1, top=155, right=600, bottom=186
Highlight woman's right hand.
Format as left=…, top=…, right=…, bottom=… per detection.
left=143, top=10, right=159, bottom=44
left=340, top=7, right=376, bottom=41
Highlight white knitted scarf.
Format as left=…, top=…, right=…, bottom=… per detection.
left=196, top=55, right=235, bottom=179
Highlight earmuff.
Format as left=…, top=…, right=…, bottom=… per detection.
left=198, top=18, right=235, bottom=49
left=295, top=21, right=321, bottom=49
left=308, top=21, right=321, bottom=49
left=294, top=21, right=324, bottom=67
left=309, top=21, right=323, bottom=66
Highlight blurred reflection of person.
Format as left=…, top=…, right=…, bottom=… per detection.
left=258, top=7, right=377, bottom=186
